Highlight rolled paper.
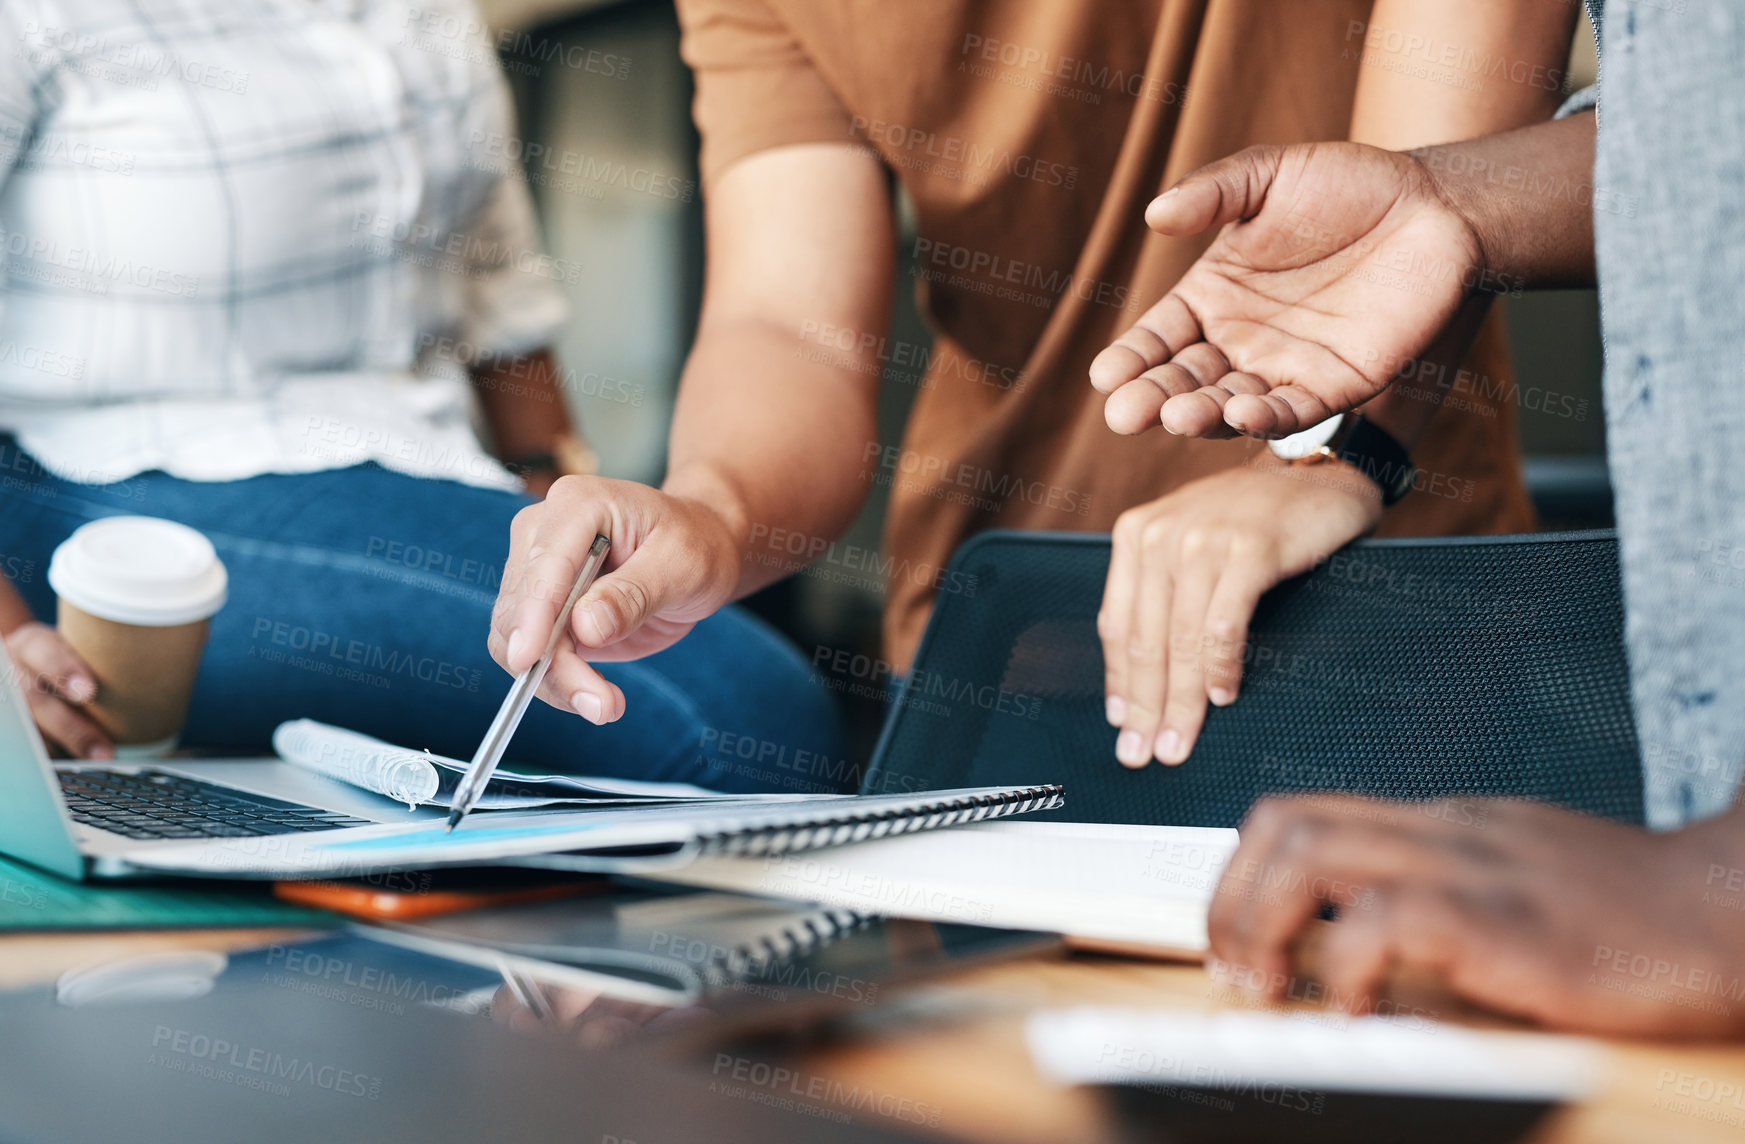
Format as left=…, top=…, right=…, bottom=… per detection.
left=272, top=719, right=441, bottom=810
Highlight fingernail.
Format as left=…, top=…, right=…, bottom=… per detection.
left=506, top=628, right=527, bottom=667
left=1160, top=186, right=1180, bottom=199
left=89, top=743, right=114, bottom=761
left=1116, top=730, right=1148, bottom=767
left=580, top=601, right=614, bottom=644
left=65, top=677, right=94, bottom=704
left=1105, top=696, right=1126, bottom=726
left=1209, top=687, right=1234, bottom=707
left=1156, top=729, right=1185, bottom=764
left=573, top=691, right=604, bottom=724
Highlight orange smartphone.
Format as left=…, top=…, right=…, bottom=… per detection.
left=274, top=869, right=605, bottom=920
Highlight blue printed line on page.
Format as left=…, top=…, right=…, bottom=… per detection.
left=313, top=821, right=610, bottom=850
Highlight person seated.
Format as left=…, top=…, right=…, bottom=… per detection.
left=0, top=0, right=843, bottom=791
left=1089, top=0, right=1745, bottom=1037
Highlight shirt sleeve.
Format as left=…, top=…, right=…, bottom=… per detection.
left=675, top=0, right=858, bottom=187
left=1558, top=1, right=1601, bottom=119
left=1557, top=86, right=1597, bottom=119
left=0, top=1, right=55, bottom=194
left=457, top=169, right=568, bottom=360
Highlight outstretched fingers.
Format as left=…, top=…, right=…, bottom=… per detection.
left=1090, top=295, right=1203, bottom=395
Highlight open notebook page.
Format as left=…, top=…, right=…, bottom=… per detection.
left=643, top=820, right=1240, bottom=956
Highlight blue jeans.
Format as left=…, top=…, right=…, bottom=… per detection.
left=0, top=445, right=848, bottom=793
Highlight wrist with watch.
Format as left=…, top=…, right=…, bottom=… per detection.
left=1266, top=413, right=1416, bottom=506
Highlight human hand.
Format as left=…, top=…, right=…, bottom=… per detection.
left=1209, top=795, right=1745, bottom=1037
left=1090, top=142, right=1486, bottom=439
left=488, top=475, right=741, bottom=724
left=3, top=621, right=112, bottom=759
left=1101, top=456, right=1381, bottom=767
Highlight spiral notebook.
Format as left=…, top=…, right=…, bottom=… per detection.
left=121, top=785, right=1066, bottom=879
left=365, top=890, right=875, bottom=1006
left=650, top=820, right=1240, bottom=956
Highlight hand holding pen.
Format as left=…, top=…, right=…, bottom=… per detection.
left=485, top=476, right=745, bottom=724
left=449, top=533, right=611, bottom=830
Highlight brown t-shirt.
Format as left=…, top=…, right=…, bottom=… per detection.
left=677, top=0, right=1536, bottom=670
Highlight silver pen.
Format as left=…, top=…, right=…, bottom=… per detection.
left=446, top=533, right=611, bottom=832
left=495, top=956, right=554, bottom=1024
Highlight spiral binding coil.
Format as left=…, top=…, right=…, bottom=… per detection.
left=691, top=784, right=1066, bottom=860
left=705, top=907, right=871, bottom=986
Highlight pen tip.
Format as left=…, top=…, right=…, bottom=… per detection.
left=444, top=813, right=461, bottom=833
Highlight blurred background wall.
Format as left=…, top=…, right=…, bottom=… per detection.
left=479, top=0, right=1611, bottom=755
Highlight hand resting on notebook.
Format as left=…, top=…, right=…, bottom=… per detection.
left=1209, top=794, right=1745, bottom=1038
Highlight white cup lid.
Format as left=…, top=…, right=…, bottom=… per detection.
left=48, top=517, right=228, bottom=626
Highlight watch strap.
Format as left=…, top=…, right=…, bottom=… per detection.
left=1333, top=416, right=1416, bottom=506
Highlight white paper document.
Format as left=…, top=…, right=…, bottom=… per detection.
left=1026, top=1008, right=1603, bottom=1101
left=645, top=820, right=1241, bottom=953
left=273, top=718, right=749, bottom=809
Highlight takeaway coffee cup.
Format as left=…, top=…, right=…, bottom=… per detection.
left=47, top=517, right=228, bottom=756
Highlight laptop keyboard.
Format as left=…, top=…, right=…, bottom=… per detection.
left=58, top=769, right=373, bottom=841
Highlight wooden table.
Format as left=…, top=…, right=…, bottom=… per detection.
left=7, top=928, right=1745, bottom=1143
left=791, top=954, right=1745, bottom=1144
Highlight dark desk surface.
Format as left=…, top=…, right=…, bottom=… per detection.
left=6, top=927, right=1744, bottom=1143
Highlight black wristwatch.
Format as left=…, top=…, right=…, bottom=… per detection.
left=1268, top=413, right=1417, bottom=506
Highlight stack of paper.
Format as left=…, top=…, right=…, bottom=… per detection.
left=644, top=820, right=1241, bottom=955
left=1027, top=1008, right=1603, bottom=1100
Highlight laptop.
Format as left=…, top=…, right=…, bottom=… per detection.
left=0, top=642, right=443, bottom=882
left=0, top=636, right=1063, bottom=884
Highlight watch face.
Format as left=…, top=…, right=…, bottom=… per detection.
left=1267, top=414, right=1345, bottom=461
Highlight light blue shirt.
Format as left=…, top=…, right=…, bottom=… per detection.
left=1569, top=0, right=1745, bottom=827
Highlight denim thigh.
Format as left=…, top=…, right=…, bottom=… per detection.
left=0, top=451, right=847, bottom=792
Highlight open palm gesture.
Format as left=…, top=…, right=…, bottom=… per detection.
left=1091, top=142, right=1488, bottom=439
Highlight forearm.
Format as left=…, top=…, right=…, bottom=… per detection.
left=471, top=347, right=576, bottom=464
left=1420, top=110, right=1598, bottom=290
left=1357, top=113, right=1600, bottom=446
left=664, top=318, right=882, bottom=599
left=1362, top=114, right=1597, bottom=447
left=661, top=143, right=895, bottom=600
left=1349, top=0, right=1580, bottom=448
left=1348, top=0, right=1578, bottom=150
